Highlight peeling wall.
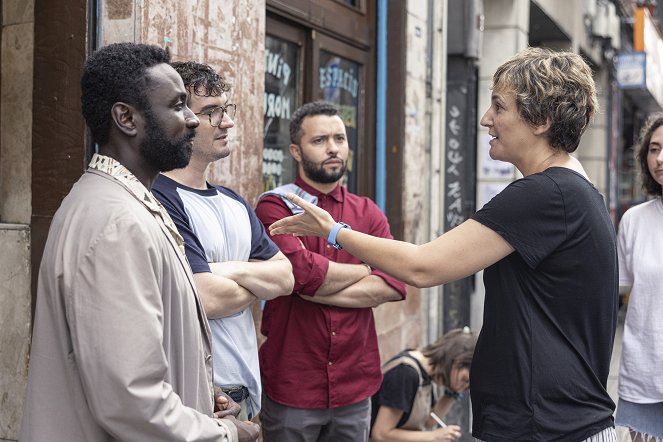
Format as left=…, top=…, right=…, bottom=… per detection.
left=195, top=1, right=266, bottom=205
left=1, top=0, right=33, bottom=224
left=403, top=2, right=431, bottom=248
left=101, top=0, right=265, bottom=204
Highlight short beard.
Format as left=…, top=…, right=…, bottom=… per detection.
left=139, top=108, right=194, bottom=172
left=299, top=148, right=346, bottom=184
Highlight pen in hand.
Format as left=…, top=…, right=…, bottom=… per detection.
left=430, top=411, right=447, bottom=428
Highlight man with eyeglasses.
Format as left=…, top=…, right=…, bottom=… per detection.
left=152, top=61, right=294, bottom=422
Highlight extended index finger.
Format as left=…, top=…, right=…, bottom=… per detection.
left=269, top=214, right=303, bottom=236
left=285, top=193, right=316, bottom=211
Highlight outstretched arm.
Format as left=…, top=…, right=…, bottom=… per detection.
left=255, top=194, right=405, bottom=305
left=269, top=194, right=514, bottom=288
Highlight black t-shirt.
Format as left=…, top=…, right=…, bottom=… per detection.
left=470, top=168, right=618, bottom=441
left=370, top=351, right=433, bottom=430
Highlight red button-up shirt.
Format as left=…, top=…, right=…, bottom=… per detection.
left=255, top=178, right=407, bottom=409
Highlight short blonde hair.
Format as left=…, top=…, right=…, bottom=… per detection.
left=492, top=47, right=598, bottom=152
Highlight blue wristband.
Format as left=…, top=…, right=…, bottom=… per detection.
left=327, top=222, right=351, bottom=250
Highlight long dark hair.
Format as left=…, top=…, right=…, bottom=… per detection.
left=636, top=113, right=663, bottom=196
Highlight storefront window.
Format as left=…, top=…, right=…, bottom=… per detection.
left=317, top=50, right=360, bottom=192
left=263, top=35, right=300, bottom=192
left=265, top=4, right=373, bottom=196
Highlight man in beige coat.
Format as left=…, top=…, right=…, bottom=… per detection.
left=19, top=43, right=259, bottom=441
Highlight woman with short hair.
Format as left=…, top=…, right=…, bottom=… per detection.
left=269, top=47, right=618, bottom=442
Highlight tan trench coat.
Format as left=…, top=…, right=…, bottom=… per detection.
left=19, top=170, right=237, bottom=441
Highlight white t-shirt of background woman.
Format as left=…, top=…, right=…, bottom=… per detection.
left=617, top=197, right=663, bottom=403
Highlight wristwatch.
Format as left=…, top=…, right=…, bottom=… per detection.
left=327, top=222, right=351, bottom=250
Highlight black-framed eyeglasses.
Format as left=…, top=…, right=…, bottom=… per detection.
left=194, top=103, right=236, bottom=127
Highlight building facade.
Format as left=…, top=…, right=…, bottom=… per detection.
left=0, top=0, right=432, bottom=438
left=1, top=0, right=662, bottom=440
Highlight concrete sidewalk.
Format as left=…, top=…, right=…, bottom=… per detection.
left=607, top=306, right=630, bottom=442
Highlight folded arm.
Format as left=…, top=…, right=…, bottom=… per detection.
left=209, top=251, right=294, bottom=300
left=256, top=195, right=406, bottom=306
left=303, top=274, right=402, bottom=308
left=311, top=261, right=370, bottom=296
left=194, top=272, right=257, bottom=319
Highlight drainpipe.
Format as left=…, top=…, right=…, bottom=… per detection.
left=426, top=0, right=448, bottom=343
left=376, top=0, right=387, bottom=210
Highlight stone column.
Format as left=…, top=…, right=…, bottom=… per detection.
left=0, top=1, right=34, bottom=439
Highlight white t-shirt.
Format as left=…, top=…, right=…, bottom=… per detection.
left=152, top=174, right=280, bottom=419
left=617, top=197, right=663, bottom=403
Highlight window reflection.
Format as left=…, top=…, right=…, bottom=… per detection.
left=318, top=50, right=360, bottom=192
left=263, top=35, right=300, bottom=192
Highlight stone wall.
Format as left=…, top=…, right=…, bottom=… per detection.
left=0, top=0, right=34, bottom=439
left=0, top=227, right=31, bottom=441
left=1, top=0, right=33, bottom=225
left=374, top=0, right=432, bottom=363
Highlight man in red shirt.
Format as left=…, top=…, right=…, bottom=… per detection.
left=255, top=101, right=407, bottom=441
